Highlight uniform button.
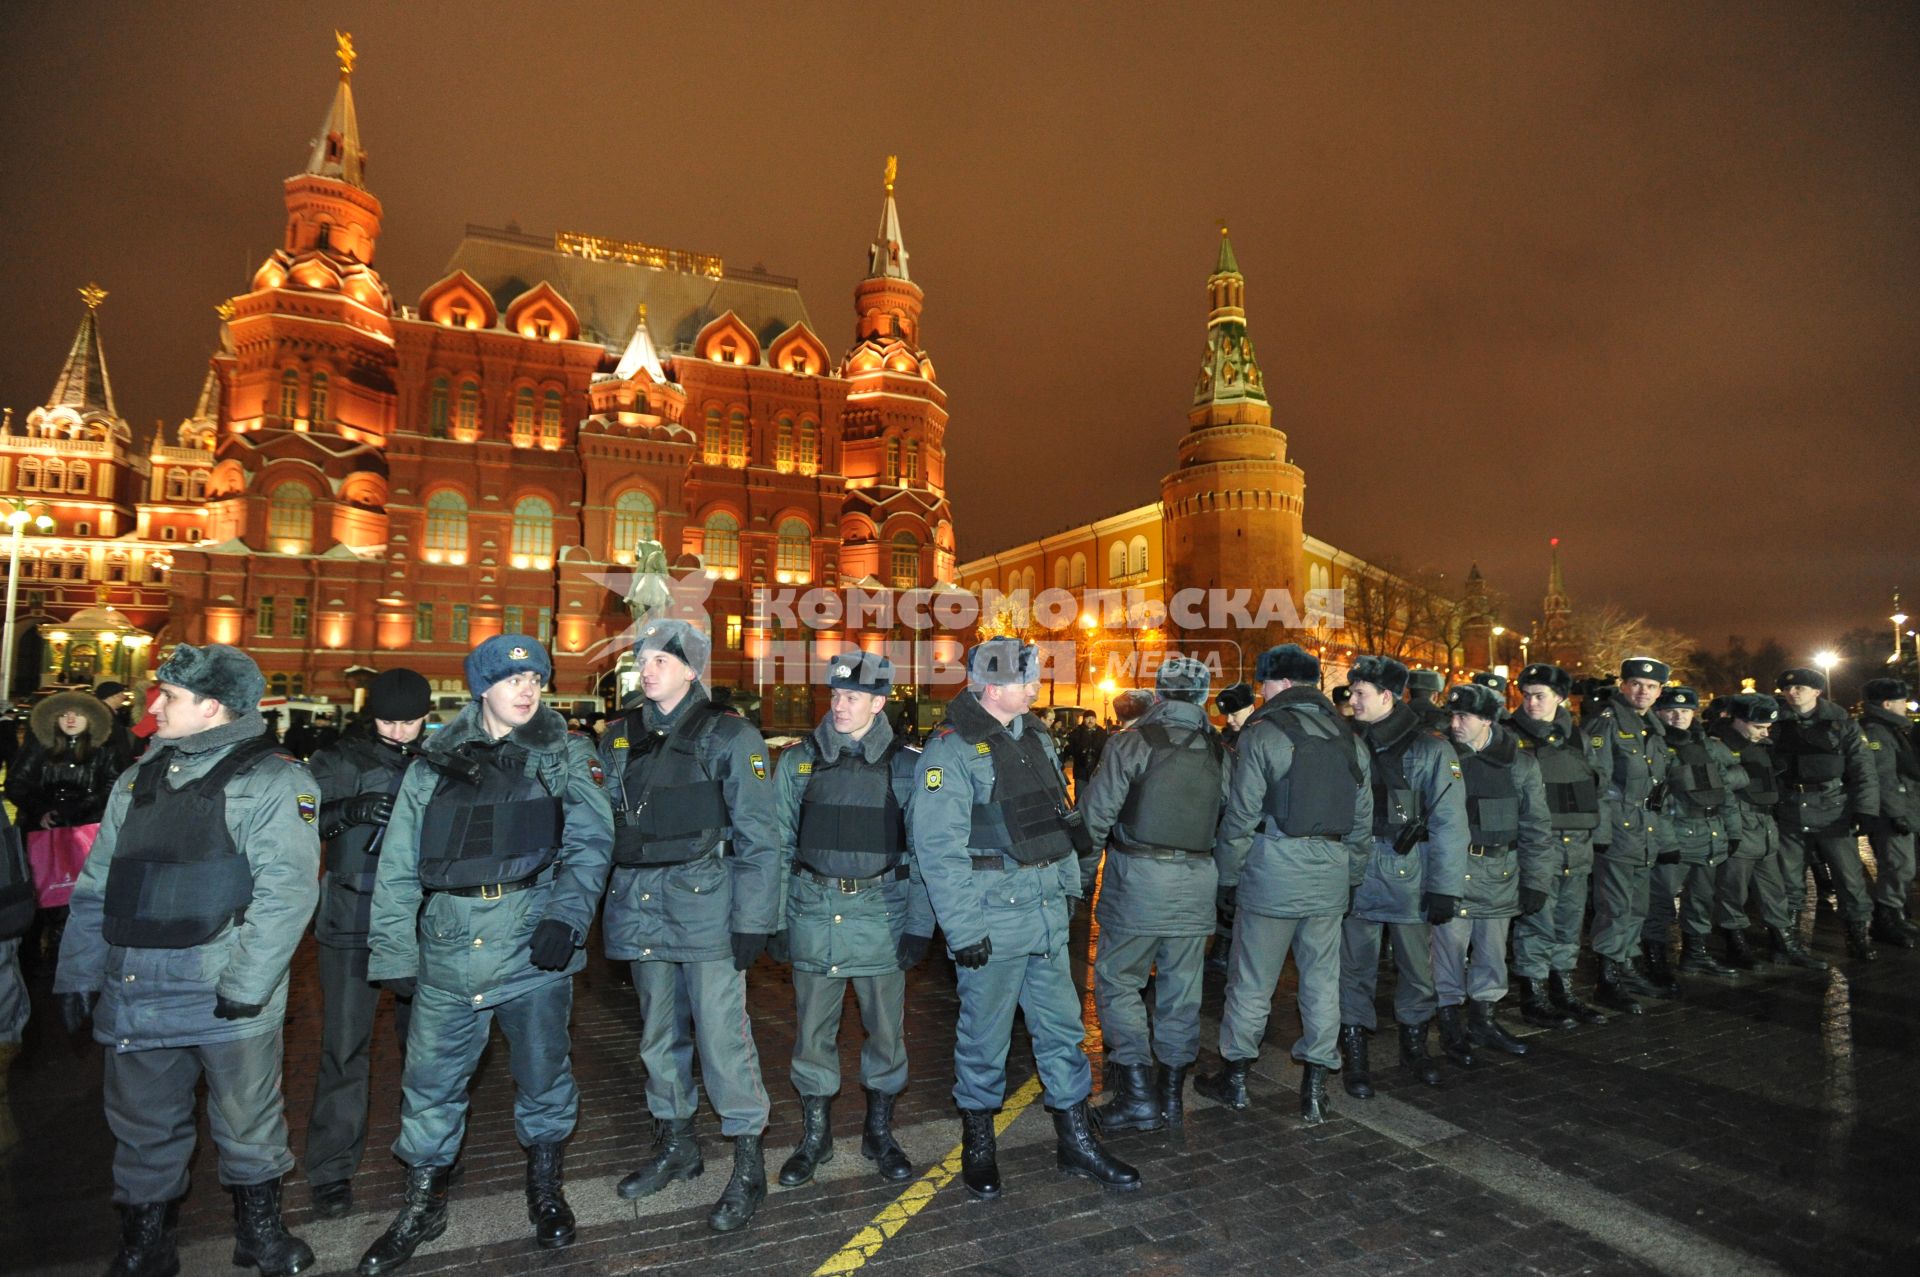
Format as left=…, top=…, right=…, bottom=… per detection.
left=642, top=948, right=651, bottom=957
left=124, top=973, right=136, bottom=982
left=830, top=965, right=839, bottom=973
left=472, top=995, right=483, bottom=1005
left=832, top=914, right=842, bottom=924
left=640, top=893, right=650, bottom=901
left=472, top=938, right=483, bottom=948
left=1464, top=874, right=1472, bottom=881
left=169, top=765, right=180, bottom=774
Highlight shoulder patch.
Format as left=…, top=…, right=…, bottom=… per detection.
left=750, top=752, right=767, bottom=780
left=974, top=741, right=992, bottom=755
left=588, top=758, right=605, bottom=786
left=1448, top=761, right=1463, bottom=778
left=1867, top=739, right=1883, bottom=750
left=1590, top=736, right=1605, bottom=749
left=296, top=793, right=317, bottom=823
left=612, top=736, right=629, bottom=751
left=924, top=766, right=943, bottom=791
left=796, top=760, right=813, bottom=775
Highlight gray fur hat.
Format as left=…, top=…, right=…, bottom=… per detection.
left=1156, top=655, right=1212, bottom=702
left=827, top=650, right=894, bottom=695
left=154, top=642, right=266, bottom=713
left=968, top=637, right=1040, bottom=686
left=634, top=618, right=711, bottom=676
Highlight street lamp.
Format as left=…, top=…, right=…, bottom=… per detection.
left=1813, top=650, right=1840, bottom=688
left=1891, top=592, right=1908, bottom=665
left=2, top=501, right=55, bottom=701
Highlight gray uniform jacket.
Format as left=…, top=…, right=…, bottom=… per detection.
left=1772, top=699, right=1879, bottom=835
left=908, top=689, right=1081, bottom=956
left=1454, top=723, right=1554, bottom=918
left=598, top=683, right=782, bottom=963
left=54, top=712, right=321, bottom=1051
left=368, top=705, right=613, bottom=1006
left=1508, top=707, right=1607, bottom=878
left=772, top=712, right=934, bottom=976
left=1654, top=727, right=1738, bottom=865
left=1353, top=703, right=1469, bottom=922
left=1217, top=688, right=1372, bottom=920
left=1857, top=705, right=1919, bottom=831
left=1585, top=691, right=1670, bottom=860
left=1076, top=697, right=1229, bottom=938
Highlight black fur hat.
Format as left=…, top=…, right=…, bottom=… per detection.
left=1444, top=683, right=1504, bottom=721
left=1254, top=643, right=1319, bottom=685
left=1215, top=682, right=1255, bottom=715
left=1517, top=663, right=1573, bottom=698
left=1863, top=677, right=1909, bottom=704
left=1349, top=655, right=1410, bottom=697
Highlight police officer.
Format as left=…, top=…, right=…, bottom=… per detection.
left=1406, top=669, right=1448, bottom=735
left=1197, top=644, right=1370, bottom=1124
left=304, top=668, right=431, bottom=1218
left=1077, top=656, right=1231, bottom=1132
left=54, top=643, right=318, bottom=1277
left=770, top=651, right=933, bottom=1188
left=361, top=636, right=613, bottom=1273
left=1341, top=655, right=1467, bottom=1095
left=1436, top=683, right=1551, bottom=1061
left=1585, top=657, right=1673, bottom=1013
left=1507, top=663, right=1610, bottom=1028
left=908, top=637, right=1138, bottom=1199
left=603, top=619, right=781, bottom=1232
left=1645, top=686, right=1738, bottom=988
left=1470, top=670, right=1509, bottom=698
left=1771, top=666, right=1881, bottom=960
left=1708, top=695, right=1825, bottom=970
left=1207, top=681, right=1258, bottom=975
left=1858, top=677, right=1918, bottom=946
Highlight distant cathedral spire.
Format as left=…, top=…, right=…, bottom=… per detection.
left=1193, top=226, right=1266, bottom=408
left=868, top=155, right=910, bottom=281
left=46, top=283, right=116, bottom=416
left=305, top=30, right=366, bottom=186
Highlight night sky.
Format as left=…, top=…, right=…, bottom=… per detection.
left=2, top=2, right=1914, bottom=656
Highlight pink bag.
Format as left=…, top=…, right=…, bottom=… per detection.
left=27, top=823, right=99, bottom=909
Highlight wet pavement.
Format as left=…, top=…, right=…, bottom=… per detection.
left=3, top=869, right=1916, bottom=1277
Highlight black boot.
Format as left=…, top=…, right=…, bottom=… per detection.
left=1870, top=907, right=1914, bottom=948
left=1641, top=945, right=1682, bottom=998
left=1548, top=970, right=1608, bottom=1025
left=1517, top=977, right=1577, bottom=1030
left=1678, top=934, right=1737, bottom=976
left=309, top=1180, right=351, bottom=1220
left=707, top=1134, right=767, bottom=1233
left=617, top=1118, right=703, bottom=1199
left=959, top=1108, right=1001, bottom=1200
left=1435, top=1005, right=1475, bottom=1067
left=1052, top=1100, right=1141, bottom=1189
left=357, top=1166, right=451, bottom=1277
left=1845, top=924, right=1878, bottom=962
left=1299, top=1064, right=1333, bottom=1125
left=1593, top=958, right=1644, bottom=1015
left=1338, top=1025, right=1374, bottom=1099
left=778, top=1095, right=835, bottom=1187
left=525, top=1143, right=575, bottom=1250
left=1766, top=925, right=1828, bottom=970
left=1205, top=934, right=1231, bottom=975
left=1466, top=1000, right=1528, bottom=1056
left=1720, top=928, right=1760, bottom=971
left=1156, top=1063, right=1189, bottom=1127
left=230, top=1180, right=313, bottom=1277
left=860, top=1088, right=912, bottom=1182
left=1397, top=1020, right=1442, bottom=1087
left=1193, top=1055, right=1254, bottom=1109
left=107, top=1202, right=178, bottom=1277
left=1093, top=1062, right=1164, bottom=1133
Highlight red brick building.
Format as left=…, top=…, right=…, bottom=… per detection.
left=164, top=39, right=954, bottom=726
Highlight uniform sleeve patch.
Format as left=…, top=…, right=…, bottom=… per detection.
left=925, top=766, right=943, bottom=791
left=297, top=794, right=317, bottom=823
left=974, top=741, right=992, bottom=755
left=588, top=758, right=606, bottom=786
left=796, top=761, right=813, bottom=775
left=612, top=736, right=629, bottom=751
left=1867, top=740, right=1883, bottom=750
left=1448, top=762, right=1463, bottom=778
left=1591, top=736, right=1605, bottom=749
left=750, top=753, right=767, bottom=780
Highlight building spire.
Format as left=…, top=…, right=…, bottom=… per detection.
left=46, top=283, right=117, bottom=416
left=306, top=30, right=366, bottom=187
left=1547, top=536, right=1566, bottom=599
left=1193, top=227, right=1266, bottom=408
left=868, top=155, right=910, bottom=281
left=614, top=304, right=665, bottom=382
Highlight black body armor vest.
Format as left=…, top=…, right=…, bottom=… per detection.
left=1262, top=711, right=1362, bottom=838
left=415, top=741, right=564, bottom=890
left=1668, top=732, right=1727, bottom=811
left=613, top=701, right=729, bottom=866
left=1529, top=741, right=1601, bottom=831
left=1774, top=717, right=1847, bottom=785
left=968, top=728, right=1076, bottom=865
left=323, top=736, right=408, bottom=893
left=1115, top=722, right=1227, bottom=852
left=796, top=741, right=909, bottom=879
left=1458, top=747, right=1521, bottom=849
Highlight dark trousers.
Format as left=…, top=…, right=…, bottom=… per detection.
left=304, top=943, right=410, bottom=1186
left=105, top=1030, right=294, bottom=1205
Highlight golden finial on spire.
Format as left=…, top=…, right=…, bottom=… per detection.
left=215, top=299, right=236, bottom=322
left=79, top=283, right=108, bottom=311
left=1218, top=220, right=1229, bottom=237
left=636, top=303, right=648, bottom=323
left=335, top=29, right=356, bottom=79
left=884, top=155, right=898, bottom=196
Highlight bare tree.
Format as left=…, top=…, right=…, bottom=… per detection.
left=1570, top=603, right=1694, bottom=681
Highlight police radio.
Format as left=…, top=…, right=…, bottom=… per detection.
left=1392, top=780, right=1454, bottom=856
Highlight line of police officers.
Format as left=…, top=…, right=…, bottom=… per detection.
left=46, top=624, right=1914, bottom=1277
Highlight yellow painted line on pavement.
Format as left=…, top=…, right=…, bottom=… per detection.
left=810, top=1074, right=1044, bottom=1276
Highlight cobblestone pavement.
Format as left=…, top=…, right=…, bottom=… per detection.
left=3, top=870, right=1915, bottom=1276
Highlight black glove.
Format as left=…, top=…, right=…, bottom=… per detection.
left=896, top=933, right=932, bottom=970
left=1895, top=816, right=1916, bottom=836
left=57, top=991, right=97, bottom=1035
left=1421, top=892, right=1459, bottom=925
left=730, top=932, right=771, bottom=971
left=1216, top=884, right=1238, bottom=915
left=213, top=994, right=265, bottom=1021
left=383, top=976, right=418, bottom=1000
left=528, top=919, right=578, bottom=971
left=1856, top=814, right=1888, bottom=838
left=766, top=930, right=791, bottom=965
left=344, top=792, right=395, bottom=827
left=951, top=936, right=993, bottom=969
left=1519, top=887, right=1549, bottom=916
left=1655, top=850, right=1682, bottom=865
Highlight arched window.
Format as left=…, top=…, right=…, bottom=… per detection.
left=44, top=460, right=65, bottom=492
left=890, top=533, right=919, bottom=589
left=510, top=495, right=554, bottom=566
left=610, top=490, right=657, bottom=561
left=703, top=512, right=740, bottom=575
left=539, top=389, right=562, bottom=447
left=727, top=410, right=747, bottom=467
left=267, top=481, right=314, bottom=551
left=309, top=371, right=330, bottom=424
left=703, top=407, right=724, bottom=464
left=19, top=458, right=39, bottom=491
left=798, top=420, right=819, bottom=474
left=776, top=518, right=810, bottom=580
left=1109, top=541, right=1127, bottom=579
left=1070, top=552, right=1087, bottom=587
left=1053, top=557, right=1068, bottom=589
left=66, top=551, right=88, bottom=580
left=776, top=418, right=794, bottom=472
left=1130, top=535, right=1148, bottom=575
left=165, top=470, right=187, bottom=500
left=427, top=377, right=450, bottom=437
left=455, top=380, right=480, bottom=438
left=512, top=387, right=535, bottom=445
left=904, top=440, right=919, bottom=482
left=279, top=369, right=300, bottom=420
left=189, top=471, right=207, bottom=499
left=70, top=463, right=90, bottom=494
left=423, top=490, right=468, bottom=561
left=886, top=438, right=900, bottom=482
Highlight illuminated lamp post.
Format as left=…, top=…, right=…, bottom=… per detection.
left=2, top=500, right=55, bottom=701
